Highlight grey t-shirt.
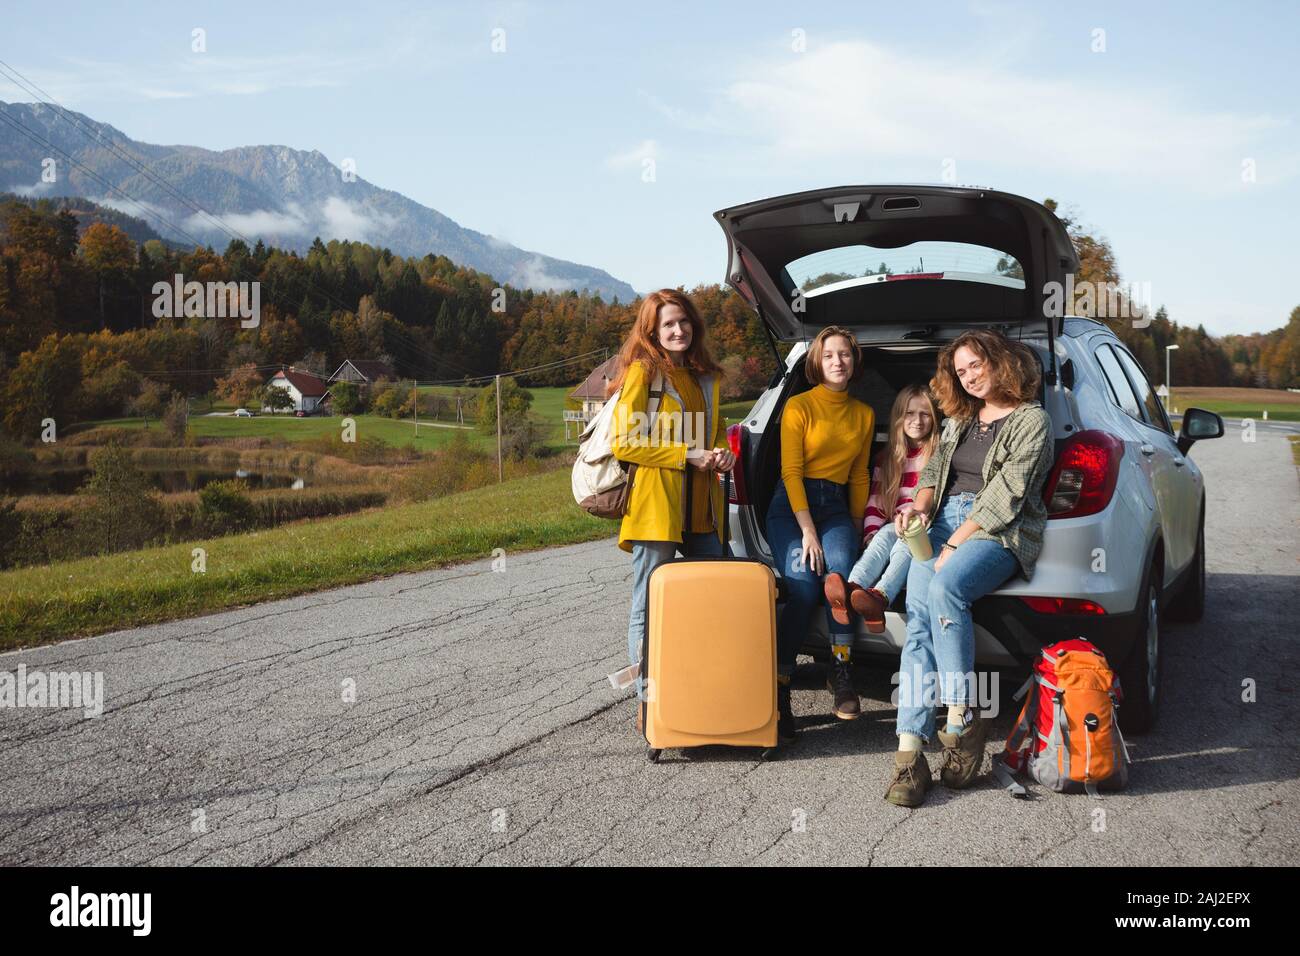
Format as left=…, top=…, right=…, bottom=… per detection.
left=944, top=414, right=1008, bottom=497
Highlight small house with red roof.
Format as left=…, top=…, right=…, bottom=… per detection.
left=265, top=367, right=330, bottom=413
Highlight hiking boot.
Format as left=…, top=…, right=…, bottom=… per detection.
left=826, top=659, right=861, bottom=720
left=823, top=573, right=852, bottom=626
left=850, top=585, right=888, bottom=634
left=777, top=680, right=796, bottom=744
left=884, top=748, right=932, bottom=807
left=937, top=711, right=989, bottom=789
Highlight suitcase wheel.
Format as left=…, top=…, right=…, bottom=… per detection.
left=647, top=747, right=663, bottom=763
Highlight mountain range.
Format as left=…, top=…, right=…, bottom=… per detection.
left=0, top=100, right=637, bottom=302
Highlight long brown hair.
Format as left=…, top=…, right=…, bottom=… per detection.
left=930, top=328, right=1041, bottom=421
left=606, top=289, right=722, bottom=396
left=876, top=384, right=940, bottom=512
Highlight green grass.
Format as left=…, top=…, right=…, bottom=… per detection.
left=419, top=385, right=581, bottom=448
left=720, top=400, right=757, bottom=425
left=0, top=468, right=613, bottom=650
left=80, top=414, right=490, bottom=452
left=1169, top=387, right=1300, bottom=423
left=1168, top=400, right=1300, bottom=422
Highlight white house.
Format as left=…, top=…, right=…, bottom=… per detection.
left=264, top=367, right=330, bottom=413
left=564, top=356, right=618, bottom=440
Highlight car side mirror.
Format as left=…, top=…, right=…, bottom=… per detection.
left=1177, top=407, right=1224, bottom=455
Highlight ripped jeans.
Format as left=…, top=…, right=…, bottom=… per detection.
left=895, top=491, right=1018, bottom=743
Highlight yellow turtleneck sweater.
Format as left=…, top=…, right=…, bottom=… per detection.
left=779, top=383, right=874, bottom=519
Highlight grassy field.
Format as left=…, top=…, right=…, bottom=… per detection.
left=0, top=468, right=612, bottom=650
left=73, top=385, right=587, bottom=452
left=1170, top=387, right=1300, bottom=422
left=78, top=414, right=487, bottom=452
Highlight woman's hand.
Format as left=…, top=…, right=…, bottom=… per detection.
left=934, top=544, right=951, bottom=572
left=800, top=527, right=825, bottom=574
left=710, top=448, right=736, bottom=472
left=686, top=448, right=716, bottom=471
left=894, top=506, right=928, bottom=537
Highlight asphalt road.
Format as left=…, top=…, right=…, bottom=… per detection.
left=1, top=429, right=1296, bottom=866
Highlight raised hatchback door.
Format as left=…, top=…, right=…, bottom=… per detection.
left=714, top=185, right=1078, bottom=342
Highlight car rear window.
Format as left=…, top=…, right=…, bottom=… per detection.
left=786, top=241, right=1024, bottom=293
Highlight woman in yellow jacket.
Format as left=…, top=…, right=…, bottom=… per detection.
left=609, top=289, right=735, bottom=714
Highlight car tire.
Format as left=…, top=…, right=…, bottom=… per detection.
left=1166, top=501, right=1206, bottom=623
left=1118, top=561, right=1163, bottom=735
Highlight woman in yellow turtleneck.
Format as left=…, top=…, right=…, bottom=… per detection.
left=766, top=326, right=874, bottom=741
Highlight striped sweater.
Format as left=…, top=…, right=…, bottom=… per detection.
left=862, top=444, right=926, bottom=543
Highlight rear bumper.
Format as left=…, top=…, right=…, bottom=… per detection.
left=798, top=595, right=1142, bottom=671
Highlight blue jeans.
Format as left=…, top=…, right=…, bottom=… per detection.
left=626, top=532, right=726, bottom=699
left=895, top=491, right=1018, bottom=742
left=765, top=478, right=859, bottom=673
left=848, top=523, right=911, bottom=605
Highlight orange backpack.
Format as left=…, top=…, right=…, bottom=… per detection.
left=993, top=638, right=1131, bottom=797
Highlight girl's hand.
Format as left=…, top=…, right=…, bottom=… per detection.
left=800, top=527, right=824, bottom=574
left=711, top=448, right=736, bottom=472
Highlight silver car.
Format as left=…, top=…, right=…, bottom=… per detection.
left=712, top=185, right=1224, bottom=733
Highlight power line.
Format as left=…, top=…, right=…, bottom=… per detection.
left=411, top=348, right=608, bottom=388
left=0, top=110, right=211, bottom=249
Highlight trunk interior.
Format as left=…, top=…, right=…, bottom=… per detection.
left=748, top=343, right=1054, bottom=612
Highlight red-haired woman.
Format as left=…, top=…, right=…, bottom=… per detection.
left=609, top=290, right=735, bottom=724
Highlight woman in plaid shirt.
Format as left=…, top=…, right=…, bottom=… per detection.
left=884, top=329, right=1055, bottom=808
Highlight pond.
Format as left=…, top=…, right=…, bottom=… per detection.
left=2, top=467, right=306, bottom=496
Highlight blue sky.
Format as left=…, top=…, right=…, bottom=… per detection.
left=3, top=0, right=1297, bottom=336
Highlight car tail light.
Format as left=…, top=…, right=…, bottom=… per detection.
left=885, top=272, right=944, bottom=281
left=1042, top=429, right=1123, bottom=518
left=722, top=424, right=749, bottom=505
left=1019, top=596, right=1107, bottom=615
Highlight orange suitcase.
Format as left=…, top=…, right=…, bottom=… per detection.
left=639, top=475, right=779, bottom=760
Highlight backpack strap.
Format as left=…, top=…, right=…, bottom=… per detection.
left=1052, top=692, right=1071, bottom=781
left=992, top=758, right=1028, bottom=798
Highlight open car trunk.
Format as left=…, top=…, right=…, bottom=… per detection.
left=715, top=185, right=1079, bottom=351
left=747, top=341, right=1053, bottom=580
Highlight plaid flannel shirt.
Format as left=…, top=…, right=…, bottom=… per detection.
left=915, top=400, right=1055, bottom=580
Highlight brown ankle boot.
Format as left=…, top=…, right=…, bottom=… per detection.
left=850, top=585, right=887, bottom=634
left=885, top=748, right=932, bottom=807
left=823, top=573, right=852, bottom=626
left=826, top=658, right=861, bottom=720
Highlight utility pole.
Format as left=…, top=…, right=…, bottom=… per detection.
left=1165, top=343, right=1180, bottom=414
left=495, top=374, right=503, bottom=482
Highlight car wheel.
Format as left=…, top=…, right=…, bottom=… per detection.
left=1119, top=565, right=1162, bottom=735
left=1166, top=503, right=1205, bottom=623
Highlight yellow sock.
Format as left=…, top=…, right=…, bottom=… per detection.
left=899, top=733, right=923, bottom=753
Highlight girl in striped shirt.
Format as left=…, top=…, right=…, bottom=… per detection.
left=841, top=384, right=939, bottom=632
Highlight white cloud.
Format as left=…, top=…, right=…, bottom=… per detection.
left=512, top=255, right=580, bottom=292
left=604, top=138, right=660, bottom=170
left=9, top=179, right=55, bottom=197
left=650, top=40, right=1290, bottom=193
left=318, top=196, right=397, bottom=242
left=182, top=204, right=311, bottom=237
